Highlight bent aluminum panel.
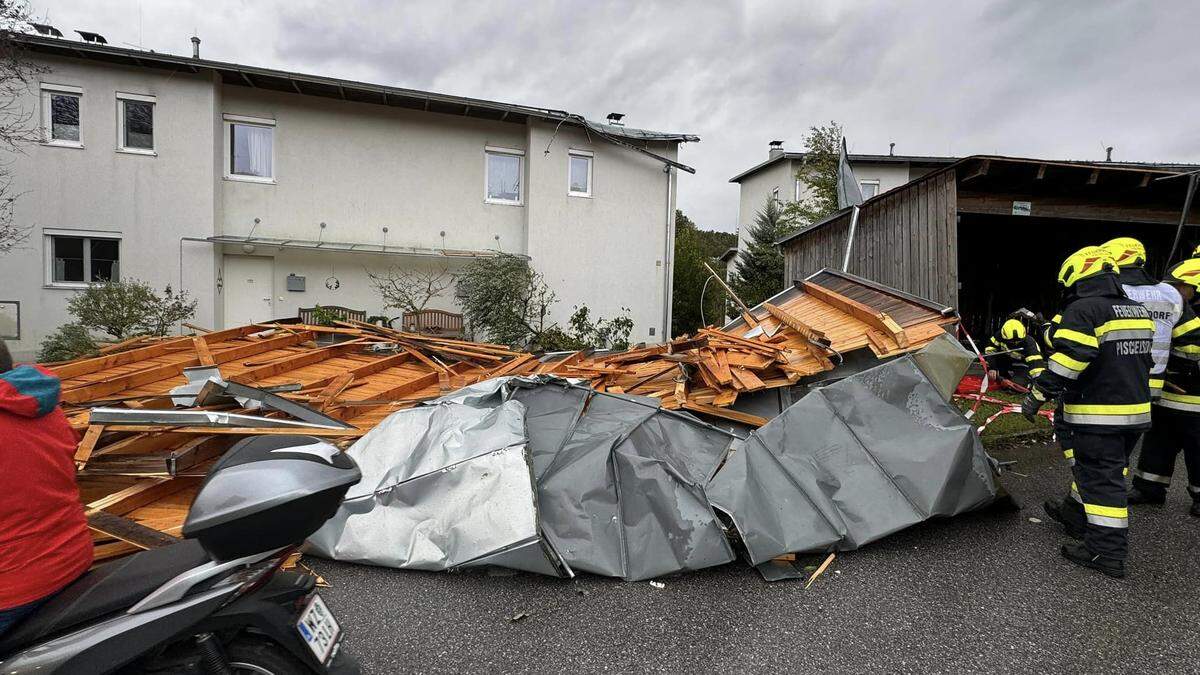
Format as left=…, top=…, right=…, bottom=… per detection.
left=88, top=407, right=347, bottom=430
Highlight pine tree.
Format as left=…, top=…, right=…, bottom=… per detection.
left=729, top=198, right=796, bottom=308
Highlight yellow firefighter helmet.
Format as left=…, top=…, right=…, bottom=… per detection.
left=1058, top=246, right=1117, bottom=288
left=1101, top=237, right=1147, bottom=268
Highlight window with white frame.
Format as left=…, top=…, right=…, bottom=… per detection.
left=568, top=150, right=593, bottom=197
left=41, top=84, right=82, bottom=145
left=859, top=180, right=880, bottom=200
left=485, top=147, right=523, bottom=204
left=46, top=232, right=120, bottom=285
left=117, top=93, right=155, bottom=153
left=772, top=186, right=780, bottom=202
left=224, top=114, right=276, bottom=181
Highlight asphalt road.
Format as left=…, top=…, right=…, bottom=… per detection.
left=308, top=441, right=1200, bottom=674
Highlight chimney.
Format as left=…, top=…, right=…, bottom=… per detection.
left=1105, top=146, right=1113, bottom=162
left=768, top=140, right=784, bottom=160
left=191, top=35, right=201, bottom=59
left=889, top=142, right=895, bottom=156
left=606, top=112, right=625, bottom=126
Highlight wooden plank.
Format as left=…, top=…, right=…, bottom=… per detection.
left=74, top=424, right=106, bottom=468
left=94, top=426, right=368, bottom=437
left=88, top=511, right=178, bottom=550
left=801, top=281, right=910, bottom=348
left=681, top=400, right=768, bottom=427
left=730, top=367, right=766, bottom=392
left=85, top=477, right=196, bottom=516
left=51, top=325, right=261, bottom=378
left=192, top=336, right=216, bottom=367
left=488, top=353, right=537, bottom=377
left=762, top=302, right=830, bottom=346
left=312, top=373, right=355, bottom=411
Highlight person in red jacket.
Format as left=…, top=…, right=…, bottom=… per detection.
left=0, top=341, right=93, bottom=636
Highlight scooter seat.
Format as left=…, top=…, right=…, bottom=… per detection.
left=0, top=538, right=211, bottom=657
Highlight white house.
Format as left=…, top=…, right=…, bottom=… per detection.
left=0, top=30, right=697, bottom=359
left=728, top=141, right=956, bottom=254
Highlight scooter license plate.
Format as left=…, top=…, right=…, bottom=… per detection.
left=296, top=593, right=341, bottom=664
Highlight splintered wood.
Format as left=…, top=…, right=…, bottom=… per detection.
left=52, top=271, right=956, bottom=563
left=544, top=273, right=958, bottom=427
left=57, top=322, right=527, bottom=563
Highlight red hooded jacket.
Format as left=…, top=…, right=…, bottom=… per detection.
left=0, top=365, right=93, bottom=610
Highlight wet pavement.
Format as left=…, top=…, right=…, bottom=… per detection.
left=310, top=441, right=1200, bottom=673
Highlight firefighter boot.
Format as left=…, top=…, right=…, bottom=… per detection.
left=1043, top=499, right=1084, bottom=539
left=1061, top=542, right=1125, bottom=579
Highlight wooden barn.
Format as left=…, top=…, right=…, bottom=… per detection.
left=776, top=155, right=1200, bottom=335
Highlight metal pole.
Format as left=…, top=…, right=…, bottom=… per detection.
left=1164, top=172, right=1199, bottom=274
left=841, top=205, right=860, bottom=272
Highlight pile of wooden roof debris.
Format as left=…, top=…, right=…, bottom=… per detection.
left=52, top=268, right=957, bottom=562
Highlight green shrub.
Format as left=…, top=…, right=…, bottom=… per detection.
left=37, top=323, right=98, bottom=362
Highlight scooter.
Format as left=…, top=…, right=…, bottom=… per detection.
left=0, top=434, right=363, bottom=674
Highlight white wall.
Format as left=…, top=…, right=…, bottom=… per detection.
left=734, top=158, right=798, bottom=253
left=218, top=87, right=527, bottom=254
left=525, top=122, right=676, bottom=341
left=0, top=55, right=217, bottom=359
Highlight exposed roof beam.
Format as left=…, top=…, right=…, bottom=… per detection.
left=338, top=84, right=346, bottom=100
left=291, top=80, right=303, bottom=95
left=1139, top=172, right=1151, bottom=188
left=1087, top=169, right=1100, bottom=185
left=1035, top=164, right=1047, bottom=180
left=239, top=71, right=256, bottom=88
left=961, top=158, right=990, bottom=182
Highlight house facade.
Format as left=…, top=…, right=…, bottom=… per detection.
left=728, top=142, right=956, bottom=255
left=0, top=32, right=695, bottom=359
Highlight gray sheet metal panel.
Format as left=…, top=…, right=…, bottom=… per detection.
left=708, top=344, right=995, bottom=567
left=306, top=400, right=570, bottom=576
left=910, top=332, right=974, bottom=402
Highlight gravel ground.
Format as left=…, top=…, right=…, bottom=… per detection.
left=309, top=442, right=1200, bottom=674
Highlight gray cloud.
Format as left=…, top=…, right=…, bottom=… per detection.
left=33, top=0, right=1200, bottom=231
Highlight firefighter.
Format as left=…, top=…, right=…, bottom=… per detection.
left=983, top=309, right=1045, bottom=385
left=1101, top=237, right=1184, bottom=399
left=1129, top=258, right=1200, bottom=515
left=1025, top=245, right=1155, bottom=578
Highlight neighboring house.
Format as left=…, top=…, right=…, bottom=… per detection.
left=0, top=31, right=697, bottom=359
left=728, top=141, right=956, bottom=253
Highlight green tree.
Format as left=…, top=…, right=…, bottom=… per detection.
left=456, top=253, right=632, bottom=351
left=66, top=279, right=196, bottom=340
left=729, top=198, right=797, bottom=308
left=783, top=121, right=842, bottom=228
left=671, top=210, right=736, bottom=336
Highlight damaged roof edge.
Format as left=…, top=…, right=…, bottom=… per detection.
left=9, top=32, right=698, bottom=171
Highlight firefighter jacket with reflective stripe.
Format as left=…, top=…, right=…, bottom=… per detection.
left=1161, top=297, right=1200, bottom=415
left=984, top=319, right=1045, bottom=376
left=1032, top=273, right=1155, bottom=432
left=1118, top=267, right=1184, bottom=397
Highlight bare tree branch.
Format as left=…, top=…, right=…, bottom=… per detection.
left=367, top=266, right=454, bottom=314
left=0, top=4, right=47, bottom=255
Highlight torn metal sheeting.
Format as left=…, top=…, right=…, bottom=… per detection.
left=87, top=407, right=350, bottom=431
left=309, top=375, right=740, bottom=581
left=169, top=365, right=224, bottom=406
left=707, top=342, right=996, bottom=575
left=306, top=400, right=571, bottom=577
left=195, top=379, right=354, bottom=429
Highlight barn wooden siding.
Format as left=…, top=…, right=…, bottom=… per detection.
left=782, top=169, right=959, bottom=308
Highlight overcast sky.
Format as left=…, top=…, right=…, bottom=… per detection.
left=32, top=0, right=1200, bottom=232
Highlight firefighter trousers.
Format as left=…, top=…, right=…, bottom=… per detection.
left=1061, top=429, right=1142, bottom=561
left=1132, top=406, right=1200, bottom=502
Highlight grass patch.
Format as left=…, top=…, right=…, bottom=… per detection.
left=954, top=389, right=1053, bottom=448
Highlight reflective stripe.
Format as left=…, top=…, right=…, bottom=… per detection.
left=1149, top=377, right=1164, bottom=389
left=1095, top=318, right=1155, bottom=338
left=1063, top=402, right=1152, bottom=426
left=1050, top=351, right=1089, bottom=372
left=1158, top=392, right=1200, bottom=414
left=1133, top=469, right=1171, bottom=485
left=1097, top=328, right=1153, bottom=343
left=1070, top=482, right=1082, bottom=503
left=1172, top=344, right=1200, bottom=360
left=1029, top=367, right=1045, bottom=377
left=1054, top=329, right=1098, bottom=348
left=1189, top=485, right=1200, bottom=495
left=1025, top=353, right=1044, bottom=362
left=1086, top=513, right=1129, bottom=528
left=1063, top=448, right=1075, bottom=466
left=1084, top=503, right=1128, bottom=518
left=1047, top=359, right=1081, bottom=380
left=1173, top=316, right=1200, bottom=338
left=1123, top=466, right=1129, bottom=477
